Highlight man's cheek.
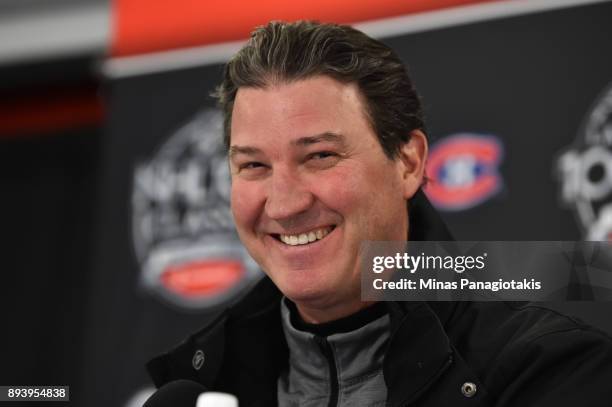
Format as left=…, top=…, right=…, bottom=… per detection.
left=231, top=186, right=259, bottom=226
left=315, top=177, right=361, bottom=211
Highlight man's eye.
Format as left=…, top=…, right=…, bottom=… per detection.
left=309, top=151, right=336, bottom=160
left=240, top=162, right=265, bottom=170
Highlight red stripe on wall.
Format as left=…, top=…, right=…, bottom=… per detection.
left=112, top=0, right=501, bottom=56
left=0, top=87, right=104, bottom=137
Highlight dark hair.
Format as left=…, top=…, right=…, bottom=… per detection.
left=214, top=20, right=424, bottom=159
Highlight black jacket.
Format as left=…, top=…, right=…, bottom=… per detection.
left=147, top=191, right=612, bottom=406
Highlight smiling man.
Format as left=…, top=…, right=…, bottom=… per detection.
left=146, top=21, right=612, bottom=407
left=228, top=75, right=425, bottom=324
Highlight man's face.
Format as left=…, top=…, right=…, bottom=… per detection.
left=229, top=76, right=423, bottom=320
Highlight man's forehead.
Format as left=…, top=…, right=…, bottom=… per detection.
left=232, top=77, right=366, bottom=120
left=230, top=76, right=372, bottom=147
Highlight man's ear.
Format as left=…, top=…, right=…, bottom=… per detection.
left=397, top=129, right=428, bottom=199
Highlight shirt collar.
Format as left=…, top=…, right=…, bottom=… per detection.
left=280, top=297, right=391, bottom=384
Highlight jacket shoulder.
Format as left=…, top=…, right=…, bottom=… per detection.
left=146, top=311, right=228, bottom=389
left=449, top=302, right=612, bottom=404
left=146, top=276, right=284, bottom=390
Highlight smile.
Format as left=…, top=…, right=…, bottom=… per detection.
left=276, top=226, right=335, bottom=246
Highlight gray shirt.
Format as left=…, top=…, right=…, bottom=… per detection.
left=278, top=298, right=390, bottom=407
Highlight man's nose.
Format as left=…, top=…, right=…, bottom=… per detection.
left=264, top=167, right=315, bottom=221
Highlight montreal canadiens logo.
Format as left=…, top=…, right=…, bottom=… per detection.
left=132, top=109, right=260, bottom=310
left=425, top=134, right=504, bottom=211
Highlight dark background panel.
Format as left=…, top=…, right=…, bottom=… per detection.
left=77, top=64, right=231, bottom=406
left=384, top=1, right=612, bottom=241
left=0, top=127, right=100, bottom=406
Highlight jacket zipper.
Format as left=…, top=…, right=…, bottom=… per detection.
left=315, top=336, right=339, bottom=407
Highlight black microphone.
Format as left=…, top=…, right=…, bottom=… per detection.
left=143, top=379, right=207, bottom=407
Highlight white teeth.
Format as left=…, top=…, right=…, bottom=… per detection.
left=279, top=227, right=332, bottom=246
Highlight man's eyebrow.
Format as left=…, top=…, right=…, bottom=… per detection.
left=228, top=145, right=262, bottom=159
left=293, top=132, right=346, bottom=147
left=229, top=132, right=346, bottom=158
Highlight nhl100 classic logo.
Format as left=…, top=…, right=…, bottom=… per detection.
left=131, top=109, right=260, bottom=309
left=557, top=82, right=612, bottom=241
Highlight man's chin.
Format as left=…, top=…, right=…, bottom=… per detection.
left=279, top=284, right=325, bottom=303
left=277, top=281, right=334, bottom=306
